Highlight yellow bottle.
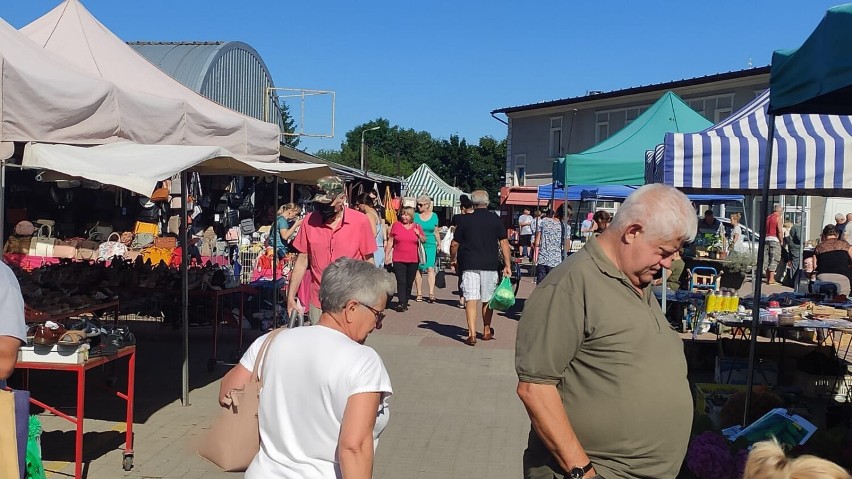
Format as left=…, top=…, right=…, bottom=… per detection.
left=706, top=291, right=718, bottom=313
left=731, top=294, right=740, bottom=312
left=721, top=291, right=732, bottom=312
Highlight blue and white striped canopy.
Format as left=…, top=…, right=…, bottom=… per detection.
left=657, top=90, right=852, bottom=194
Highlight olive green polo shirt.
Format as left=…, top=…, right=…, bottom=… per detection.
left=515, top=236, right=692, bottom=479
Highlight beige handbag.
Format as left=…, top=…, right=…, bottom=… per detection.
left=75, top=239, right=99, bottom=261
left=29, top=225, right=56, bottom=257
left=198, top=328, right=285, bottom=471
left=3, top=236, right=32, bottom=255
left=53, top=239, right=78, bottom=259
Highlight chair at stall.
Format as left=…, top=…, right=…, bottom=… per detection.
left=687, top=266, right=719, bottom=292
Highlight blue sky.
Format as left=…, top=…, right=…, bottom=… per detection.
left=1, top=1, right=844, bottom=154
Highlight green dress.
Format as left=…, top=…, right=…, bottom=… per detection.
left=415, top=212, right=439, bottom=271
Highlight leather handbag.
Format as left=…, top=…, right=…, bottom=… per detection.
left=53, top=239, right=78, bottom=259
left=151, top=181, right=170, bottom=203
left=75, top=240, right=99, bottom=261
left=198, top=328, right=285, bottom=471
left=13, top=221, right=35, bottom=236
left=225, top=227, right=240, bottom=244
left=88, top=223, right=113, bottom=242
left=224, top=208, right=239, bottom=228
left=137, top=203, right=161, bottom=224
left=30, top=225, right=57, bottom=257
left=240, top=218, right=255, bottom=236
left=200, top=238, right=214, bottom=257
left=98, top=233, right=128, bottom=261
left=154, top=236, right=177, bottom=250
left=142, top=246, right=172, bottom=265
left=3, top=236, right=32, bottom=255
left=131, top=233, right=155, bottom=249
left=119, top=231, right=134, bottom=246
left=167, top=215, right=181, bottom=235
left=134, top=221, right=158, bottom=236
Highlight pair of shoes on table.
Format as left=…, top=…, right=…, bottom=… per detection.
left=31, top=321, right=87, bottom=346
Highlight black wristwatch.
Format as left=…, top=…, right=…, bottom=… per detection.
left=569, top=461, right=593, bottom=478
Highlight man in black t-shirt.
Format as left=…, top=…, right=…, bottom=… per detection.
left=450, top=190, right=512, bottom=346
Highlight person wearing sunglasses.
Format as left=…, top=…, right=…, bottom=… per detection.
left=238, top=258, right=395, bottom=479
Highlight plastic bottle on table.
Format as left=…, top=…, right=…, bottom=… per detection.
left=706, top=291, right=717, bottom=313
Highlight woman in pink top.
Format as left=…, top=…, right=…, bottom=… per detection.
left=385, top=206, right=426, bottom=311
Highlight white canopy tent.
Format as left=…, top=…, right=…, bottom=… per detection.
left=20, top=0, right=281, bottom=162
left=21, top=143, right=332, bottom=197
left=0, top=16, right=188, bottom=147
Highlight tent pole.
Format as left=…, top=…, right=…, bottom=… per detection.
left=0, top=158, right=5, bottom=244
left=273, top=177, right=280, bottom=328
left=743, top=115, right=776, bottom=426
left=180, top=171, right=190, bottom=406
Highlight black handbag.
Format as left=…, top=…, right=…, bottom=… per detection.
left=435, top=269, right=447, bottom=289
left=223, top=208, right=239, bottom=228
left=137, top=204, right=161, bottom=224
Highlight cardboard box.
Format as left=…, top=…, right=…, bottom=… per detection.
left=715, top=357, right=778, bottom=385
left=18, top=343, right=89, bottom=364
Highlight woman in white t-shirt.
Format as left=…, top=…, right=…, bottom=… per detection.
left=229, top=258, right=395, bottom=479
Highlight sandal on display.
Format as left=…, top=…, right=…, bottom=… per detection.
left=58, top=330, right=87, bottom=346
left=33, top=323, right=67, bottom=346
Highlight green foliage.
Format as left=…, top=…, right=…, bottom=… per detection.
left=279, top=101, right=300, bottom=148
left=725, top=250, right=757, bottom=275
left=324, top=119, right=506, bottom=205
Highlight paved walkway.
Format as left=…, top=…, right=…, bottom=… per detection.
left=25, top=273, right=536, bottom=478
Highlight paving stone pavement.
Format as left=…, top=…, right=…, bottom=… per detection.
left=24, top=272, right=536, bottom=478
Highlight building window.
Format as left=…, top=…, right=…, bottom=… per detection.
left=595, top=105, right=648, bottom=143
left=687, top=94, right=735, bottom=123
left=549, top=117, right=563, bottom=158
left=515, top=166, right=526, bottom=186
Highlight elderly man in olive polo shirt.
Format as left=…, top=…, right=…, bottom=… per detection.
left=515, top=184, right=697, bottom=479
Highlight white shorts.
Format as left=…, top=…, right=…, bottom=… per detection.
left=461, top=270, right=499, bottom=302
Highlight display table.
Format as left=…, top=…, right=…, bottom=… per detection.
left=190, top=287, right=246, bottom=370
left=26, top=299, right=120, bottom=326
left=15, top=346, right=136, bottom=479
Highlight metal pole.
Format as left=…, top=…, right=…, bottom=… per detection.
left=180, top=171, right=190, bottom=406
left=273, top=177, right=280, bottom=328
left=360, top=131, right=366, bottom=173
left=0, top=158, right=6, bottom=244
left=743, top=115, right=776, bottom=426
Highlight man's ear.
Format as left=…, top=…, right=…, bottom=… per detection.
left=623, top=224, right=643, bottom=244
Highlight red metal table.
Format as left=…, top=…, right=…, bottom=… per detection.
left=15, top=346, right=136, bottom=479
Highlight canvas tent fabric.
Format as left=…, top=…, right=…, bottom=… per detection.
left=559, top=91, right=713, bottom=186
left=405, top=164, right=467, bottom=208
left=21, top=0, right=281, bottom=162
left=22, top=143, right=332, bottom=197
left=536, top=184, right=743, bottom=203
left=769, top=3, right=852, bottom=115
left=0, top=16, right=191, bottom=146
left=658, top=90, right=852, bottom=195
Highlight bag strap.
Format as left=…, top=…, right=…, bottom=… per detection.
left=250, top=327, right=286, bottom=384
left=108, top=232, right=121, bottom=243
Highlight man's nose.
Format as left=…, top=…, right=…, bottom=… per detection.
left=659, top=256, right=674, bottom=269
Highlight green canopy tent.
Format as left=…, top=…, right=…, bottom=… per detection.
left=557, top=91, right=712, bottom=186
left=769, top=3, right=852, bottom=115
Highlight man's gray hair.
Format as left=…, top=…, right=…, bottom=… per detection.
left=319, top=258, right=395, bottom=313
left=471, top=190, right=489, bottom=206
left=609, top=184, right=697, bottom=242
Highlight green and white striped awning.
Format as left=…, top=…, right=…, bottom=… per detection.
left=405, top=163, right=467, bottom=208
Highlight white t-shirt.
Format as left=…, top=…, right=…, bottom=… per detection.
left=245, top=326, right=393, bottom=479
left=518, top=214, right=533, bottom=235
left=239, top=331, right=270, bottom=374
left=730, top=224, right=747, bottom=253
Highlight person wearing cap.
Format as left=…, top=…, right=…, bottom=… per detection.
left=287, top=176, right=378, bottom=325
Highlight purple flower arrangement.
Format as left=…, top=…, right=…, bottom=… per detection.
left=686, top=431, right=740, bottom=479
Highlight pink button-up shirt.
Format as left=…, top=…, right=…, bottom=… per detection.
left=291, top=208, right=377, bottom=308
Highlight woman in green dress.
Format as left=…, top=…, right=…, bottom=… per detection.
left=414, top=195, right=441, bottom=302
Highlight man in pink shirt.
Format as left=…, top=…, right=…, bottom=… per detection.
left=287, top=176, right=377, bottom=324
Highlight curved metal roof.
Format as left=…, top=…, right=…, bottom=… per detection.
left=128, top=41, right=282, bottom=126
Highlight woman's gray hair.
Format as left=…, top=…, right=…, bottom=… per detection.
left=609, top=184, right=697, bottom=242
left=319, top=258, right=396, bottom=313
left=416, top=194, right=432, bottom=207
left=471, top=190, right=489, bottom=206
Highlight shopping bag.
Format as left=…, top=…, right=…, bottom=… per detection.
left=198, top=328, right=285, bottom=471
left=440, top=229, right=453, bottom=255
left=0, top=388, right=21, bottom=479
left=417, top=241, right=427, bottom=266
left=383, top=186, right=397, bottom=225
left=488, top=276, right=516, bottom=312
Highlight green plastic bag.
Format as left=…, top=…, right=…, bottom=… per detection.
left=488, top=277, right=515, bottom=312
left=26, top=415, right=46, bottom=479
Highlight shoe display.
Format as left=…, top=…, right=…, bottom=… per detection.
left=33, top=322, right=67, bottom=346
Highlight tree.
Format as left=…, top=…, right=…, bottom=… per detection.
left=280, top=101, right=300, bottom=148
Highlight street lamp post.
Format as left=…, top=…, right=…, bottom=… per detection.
left=360, top=126, right=381, bottom=173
